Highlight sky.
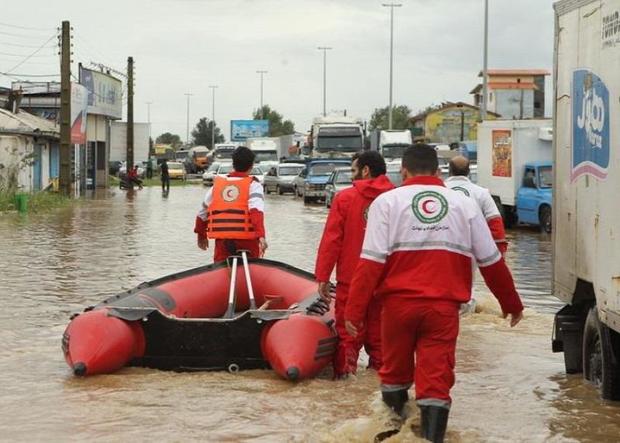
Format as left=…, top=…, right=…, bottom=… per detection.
left=1, top=0, right=556, bottom=142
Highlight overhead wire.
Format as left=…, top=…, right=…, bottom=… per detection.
left=0, top=22, right=56, bottom=32
left=5, top=33, right=58, bottom=74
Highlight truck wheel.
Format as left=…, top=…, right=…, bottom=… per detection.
left=493, top=196, right=512, bottom=228
left=277, top=185, right=284, bottom=195
left=582, top=307, right=620, bottom=400
left=264, top=185, right=270, bottom=195
left=540, top=205, right=552, bottom=234
left=303, top=196, right=312, bottom=204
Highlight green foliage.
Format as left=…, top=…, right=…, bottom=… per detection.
left=191, top=118, right=224, bottom=149
left=252, top=105, right=295, bottom=137
left=369, top=105, right=412, bottom=131
left=155, top=132, right=183, bottom=149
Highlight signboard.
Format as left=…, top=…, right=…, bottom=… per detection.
left=231, top=120, right=269, bottom=141
left=79, top=67, right=122, bottom=119
left=491, top=129, right=512, bottom=177
left=571, top=69, right=610, bottom=181
left=71, top=83, right=88, bottom=144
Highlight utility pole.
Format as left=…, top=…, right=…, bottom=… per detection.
left=146, top=101, right=153, bottom=156
left=481, top=0, right=489, bottom=120
left=59, top=21, right=72, bottom=196
left=127, top=57, right=134, bottom=177
left=256, top=70, right=267, bottom=119
left=317, top=47, right=332, bottom=117
left=383, top=3, right=402, bottom=130
left=184, top=93, right=193, bottom=145
left=209, top=85, right=218, bottom=149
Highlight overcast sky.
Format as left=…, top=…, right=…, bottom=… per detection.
left=2, top=0, right=556, bottom=141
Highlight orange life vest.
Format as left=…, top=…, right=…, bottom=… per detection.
left=207, top=176, right=256, bottom=240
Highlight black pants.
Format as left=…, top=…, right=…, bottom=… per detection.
left=161, top=176, right=170, bottom=192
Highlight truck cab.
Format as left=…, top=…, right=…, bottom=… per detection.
left=516, top=161, right=553, bottom=233
left=310, top=114, right=364, bottom=159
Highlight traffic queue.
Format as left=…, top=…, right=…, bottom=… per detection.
left=194, top=145, right=523, bottom=442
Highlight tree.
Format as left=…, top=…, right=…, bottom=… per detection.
left=252, top=105, right=295, bottom=137
left=155, top=132, right=183, bottom=149
left=369, top=105, right=412, bottom=131
left=191, top=117, right=224, bottom=149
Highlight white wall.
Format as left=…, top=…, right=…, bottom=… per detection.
left=0, top=135, right=33, bottom=193
left=110, top=122, right=150, bottom=163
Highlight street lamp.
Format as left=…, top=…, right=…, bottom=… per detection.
left=256, top=70, right=268, bottom=119
left=457, top=103, right=465, bottom=142
left=481, top=0, right=489, bottom=120
left=382, top=3, right=402, bottom=130
left=209, top=85, right=218, bottom=149
left=184, top=93, right=193, bottom=146
left=317, top=46, right=332, bottom=117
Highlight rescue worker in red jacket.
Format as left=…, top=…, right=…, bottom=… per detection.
left=345, top=144, right=523, bottom=442
left=194, top=146, right=267, bottom=262
left=315, top=151, right=395, bottom=378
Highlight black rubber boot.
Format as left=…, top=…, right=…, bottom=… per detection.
left=382, top=389, right=409, bottom=417
left=419, top=405, right=449, bottom=443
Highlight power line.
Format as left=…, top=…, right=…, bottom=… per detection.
left=0, top=29, right=53, bottom=39
left=0, top=40, right=57, bottom=49
left=0, top=22, right=55, bottom=32
left=0, top=71, right=59, bottom=78
left=0, top=50, right=57, bottom=57
left=5, top=33, right=58, bottom=74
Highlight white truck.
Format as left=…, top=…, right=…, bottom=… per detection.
left=369, top=129, right=412, bottom=160
left=477, top=119, right=554, bottom=232
left=246, top=138, right=279, bottom=169
left=310, top=114, right=364, bottom=158
left=551, top=0, right=620, bottom=400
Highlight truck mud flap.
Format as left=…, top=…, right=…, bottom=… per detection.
left=553, top=304, right=585, bottom=374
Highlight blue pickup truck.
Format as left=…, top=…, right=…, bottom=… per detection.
left=514, top=161, right=553, bottom=233
left=293, top=159, right=351, bottom=204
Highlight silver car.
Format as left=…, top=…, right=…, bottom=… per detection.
left=325, top=167, right=352, bottom=208
left=202, top=162, right=223, bottom=186
left=263, top=163, right=305, bottom=195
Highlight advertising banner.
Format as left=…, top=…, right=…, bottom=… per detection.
left=231, top=120, right=269, bottom=141
left=71, top=83, right=88, bottom=144
left=492, top=129, right=512, bottom=177
left=79, top=67, right=122, bottom=119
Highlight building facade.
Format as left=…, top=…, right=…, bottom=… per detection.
left=470, top=69, right=550, bottom=119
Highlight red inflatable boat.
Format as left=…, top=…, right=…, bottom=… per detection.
left=62, top=257, right=336, bottom=381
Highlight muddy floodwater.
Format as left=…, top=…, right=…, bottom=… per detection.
left=1, top=185, right=619, bottom=442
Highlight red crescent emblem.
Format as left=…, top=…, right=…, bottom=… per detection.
left=422, top=199, right=436, bottom=215
left=226, top=189, right=234, bottom=199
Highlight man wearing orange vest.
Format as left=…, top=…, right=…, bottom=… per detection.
left=194, top=146, right=267, bottom=262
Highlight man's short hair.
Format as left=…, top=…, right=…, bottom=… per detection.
left=356, top=150, right=386, bottom=177
left=232, top=146, right=255, bottom=172
left=402, top=144, right=439, bottom=175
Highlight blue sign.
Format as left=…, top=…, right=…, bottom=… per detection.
left=231, top=120, right=269, bottom=142
left=572, top=69, right=610, bottom=181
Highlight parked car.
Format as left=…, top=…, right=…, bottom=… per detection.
left=293, top=159, right=351, bottom=204
left=325, top=167, right=352, bottom=208
left=263, top=163, right=305, bottom=195
left=202, top=162, right=223, bottom=186
left=167, top=161, right=187, bottom=180
left=210, top=163, right=265, bottom=185
left=109, top=160, right=122, bottom=176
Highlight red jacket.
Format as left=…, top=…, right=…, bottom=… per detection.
left=315, top=175, right=395, bottom=284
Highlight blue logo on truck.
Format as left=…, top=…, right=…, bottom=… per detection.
left=572, top=70, right=610, bottom=181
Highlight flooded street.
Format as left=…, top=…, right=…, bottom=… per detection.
left=0, top=185, right=618, bottom=442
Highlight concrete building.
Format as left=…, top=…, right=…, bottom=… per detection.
left=0, top=108, right=60, bottom=193
left=470, top=69, right=550, bottom=119
left=410, top=102, right=499, bottom=144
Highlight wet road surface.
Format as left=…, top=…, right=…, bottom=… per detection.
left=0, top=185, right=618, bottom=442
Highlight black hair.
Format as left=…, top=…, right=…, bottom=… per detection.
left=402, top=144, right=438, bottom=175
left=449, top=158, right=470, bottom=177
left=356, top=150, right=386, bottom=177
left=232, top=146, right=255, bottom=172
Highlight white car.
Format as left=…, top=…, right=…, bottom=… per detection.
left=118, top=162, right=145, bottom=178
left=202, top=162, right=223, bottom=186
left=263, top=163, right=306, bottom=195
left=213, top=163, right=265, bottom=185
left=324, top=167, right=352, bottom=208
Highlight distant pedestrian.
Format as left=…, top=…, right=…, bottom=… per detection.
left=160, top=159, right=170, bottom=193
left=345, top=144, right=523, bottom=442
left=146, top=159, right=153, bottom=179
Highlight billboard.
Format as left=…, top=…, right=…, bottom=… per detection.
left=79, top=67, right=122, bottom=119
left=71, top=83, right=88, bottom=144
left=491, top=129, right=512, bottom=178
left=231, top=120, right=269, bottom=141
